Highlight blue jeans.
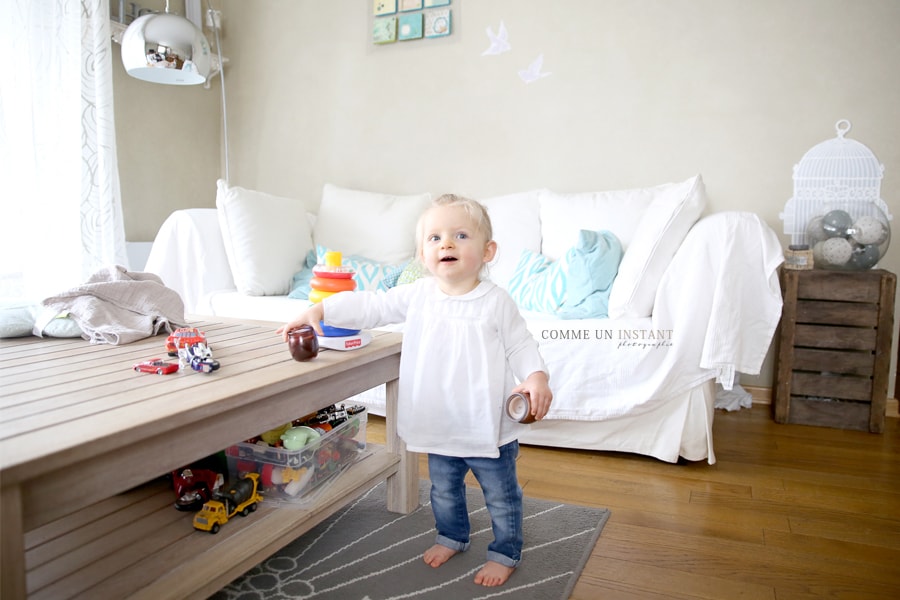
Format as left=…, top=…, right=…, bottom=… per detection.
left=427, top=441, right=523, bottom=568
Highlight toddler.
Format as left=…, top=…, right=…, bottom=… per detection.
left=278, top=194, right=552, bottom=587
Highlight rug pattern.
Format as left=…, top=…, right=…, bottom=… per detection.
left=210, top=480, right=609, bottom=600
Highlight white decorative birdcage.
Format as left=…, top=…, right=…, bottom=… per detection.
left=780, top=119, right=892, bottom=270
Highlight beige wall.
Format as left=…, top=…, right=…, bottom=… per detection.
left=113, top=0, right=222, bottom=243
left=114, top=0, right=900, bottom=390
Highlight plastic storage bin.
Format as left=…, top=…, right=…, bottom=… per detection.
left=226, top=410, right=368, bottom=504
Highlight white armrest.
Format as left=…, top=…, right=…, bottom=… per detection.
left=652, top=211, right=785, bottom=388
left=144, top=209, right=235, bottom=315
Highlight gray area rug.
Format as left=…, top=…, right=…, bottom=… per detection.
left=210, top=479, right=609, bottom=600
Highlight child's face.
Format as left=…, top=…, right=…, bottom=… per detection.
left=420, top=205, right=496, bottom=294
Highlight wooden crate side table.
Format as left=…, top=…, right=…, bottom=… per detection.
left=774, top=268, right=896, bottom=432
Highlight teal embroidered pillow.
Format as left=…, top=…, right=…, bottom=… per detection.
left=508, top=251, right=568, bottom=313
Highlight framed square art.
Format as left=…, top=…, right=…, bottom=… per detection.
left=373, top=0, right=397, bottom=16
left=399, top=0, right=423, bottom=11
left=398, top=13, right=423, bottom=40
left=373, top=17, right=398, bottom=43
left=424, top=9, right=451, bottom=37
left=370, top=0, right=455, bottom=47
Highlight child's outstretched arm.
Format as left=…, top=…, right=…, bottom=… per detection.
left=276, top=302, right=325, bottom=341
left=512, top=371, right=552, bottom=421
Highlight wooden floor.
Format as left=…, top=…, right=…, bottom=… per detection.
left=367, top=407, right=900, bottom=599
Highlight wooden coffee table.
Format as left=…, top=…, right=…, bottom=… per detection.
left=0, top=320, right=417, bottom=599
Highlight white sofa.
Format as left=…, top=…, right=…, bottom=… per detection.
left=145, top=176, right=785, bottom=464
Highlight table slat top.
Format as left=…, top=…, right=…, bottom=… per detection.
left=0, top=320, right=401, bottom=476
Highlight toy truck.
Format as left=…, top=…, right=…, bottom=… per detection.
left=192, top=472, right=262, bottom=534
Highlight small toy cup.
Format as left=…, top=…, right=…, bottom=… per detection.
left=287, top=325, right=319, bottom=361
left=505, top=392, right=537, bottom=424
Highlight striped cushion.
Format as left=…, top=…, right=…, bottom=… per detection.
left=508, top=250, right=568, bottom=313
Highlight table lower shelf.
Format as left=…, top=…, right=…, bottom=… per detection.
left=25, top=448, right=401, bottom=600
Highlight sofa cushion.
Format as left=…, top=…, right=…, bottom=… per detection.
left=397, top=259, right=428, bottom=285
left=0, top=304, right=85, bottom=339
left=314, top=184, right=432, bottom=265
left=559, top=230, right=623, bottom=319
left=508, top=251, right=567, bottom=314
left=216, top=180, right=313, bottom=296
left=538, top=187, right=659, bottom=260
left=508, top=229, right=622, bottom=319
left=481, top=191, right=543, bottom=289
left=607, top=174, right=707, bottom=318
left=0, top=305, right=36, bottom=338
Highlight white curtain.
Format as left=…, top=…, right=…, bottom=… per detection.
left=0, top=0, right=127, bottom=303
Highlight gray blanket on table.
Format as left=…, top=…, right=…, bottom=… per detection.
left=37, top=265, right=187, bottom=345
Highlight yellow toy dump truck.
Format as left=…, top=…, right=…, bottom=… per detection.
left=192, top=472, right=262, bottom=534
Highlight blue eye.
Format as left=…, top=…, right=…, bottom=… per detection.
left=456, top=232, right=468, bottom=240
left=427, top=234, right=440, bottom=242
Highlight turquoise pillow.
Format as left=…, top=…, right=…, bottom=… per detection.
left=558, top=230, right=622, bottom=319
left=508, top=252, right=568, bottom=314
left=289, top=246, right=409, bottom=299
left=288, top=249, right=317, bottom=299
left=508, top=230, right=622, bottom=319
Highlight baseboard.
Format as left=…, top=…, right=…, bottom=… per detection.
left=745, top=385, right=899, bottom=419
left=744, top=385, right=772, bottom=405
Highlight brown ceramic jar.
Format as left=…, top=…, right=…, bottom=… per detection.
left=287, top=325, right=319, bottom=361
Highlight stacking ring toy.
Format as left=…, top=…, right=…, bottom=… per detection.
left=309, top=276, right=353, bottom=293
left=319, top=323, right=361, bottom=337
left=310, top=251, right=360, bottom=337
left=312, top=265, right=354, bottom=280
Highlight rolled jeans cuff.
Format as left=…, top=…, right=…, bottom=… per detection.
left=435, top=534, right=470, bottom=553
left=486, top=549, right=519, bottom=568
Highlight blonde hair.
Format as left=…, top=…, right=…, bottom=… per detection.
left=415, top=194, right=494, bottom=259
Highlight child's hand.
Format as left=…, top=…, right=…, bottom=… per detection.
left=512, top=371, right=552, bottom=421
left=276, top=303, right=325, bottom=341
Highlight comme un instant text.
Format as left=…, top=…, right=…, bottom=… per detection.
left=540, top=328, right=674, bottom=341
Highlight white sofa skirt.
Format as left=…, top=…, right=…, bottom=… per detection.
left=345, top=379, right=715, bottom=464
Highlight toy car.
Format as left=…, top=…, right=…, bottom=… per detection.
left=181, top=342, right=220, bottom=374
left=166, top=327, right=208, bottom=356
left=172, top=468, right=224, bottom=511
left=133, top=359, right=179, bottom=375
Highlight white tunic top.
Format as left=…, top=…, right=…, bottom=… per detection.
left=323, top=278, right=547, bottom=458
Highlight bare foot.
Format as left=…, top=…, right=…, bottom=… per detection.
left=474, top=561, right=515, bottom=586
left=423, top=544, right=458, bottom=568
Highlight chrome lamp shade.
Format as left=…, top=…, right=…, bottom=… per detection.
left=121, top=13, right=211, bottom=85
